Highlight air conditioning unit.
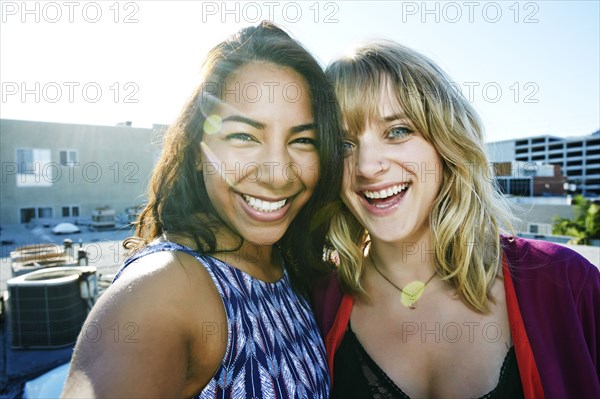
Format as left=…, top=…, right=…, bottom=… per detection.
left=91, top=206, right=116, bottom=229
left=7, top=266, right=97, bottom=349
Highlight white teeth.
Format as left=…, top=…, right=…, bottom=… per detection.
left=363, top=184, right=408, bottom=199
left=242, top=194, right=287, bottom=212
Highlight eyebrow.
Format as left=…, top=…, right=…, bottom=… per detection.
left=221, top=115, right=265, bottom=130
left=222, top=115, right=315, bottom=134
left=290, top=123, right=316, bottom=134
left=382, top=113, right=409, bottom=123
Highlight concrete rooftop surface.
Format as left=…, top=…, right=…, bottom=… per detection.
left=1, top=223, right=598, bottom=293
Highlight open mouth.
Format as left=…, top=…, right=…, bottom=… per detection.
left=362, top=183, right=410, bottom=208
left=242, top=194, right=288, bottom=213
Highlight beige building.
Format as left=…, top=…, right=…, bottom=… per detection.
left=487, top=131, right=600, bottom=197
left=1, top=119, right=164, bottom=224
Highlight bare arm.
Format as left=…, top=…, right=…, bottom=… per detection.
left=61, top=251, right=226, bottom=398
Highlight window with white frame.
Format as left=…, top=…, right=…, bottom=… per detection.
left=59, top=149, right=78, bottom=166
left=16, top=149, right=34, bottom=174
left=15, top=148, right=52, bottom=187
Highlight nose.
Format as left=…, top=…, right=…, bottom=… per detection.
left=254, top=142, right=295, bottom=189
left=354, top=136, right=388, bottom=178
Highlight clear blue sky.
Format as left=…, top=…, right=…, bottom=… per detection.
left=1, top=0, right=598, bottom=142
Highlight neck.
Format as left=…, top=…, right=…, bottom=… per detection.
left=213, top=226, right=281, bottom=282
left=368, top=235, right=436, bottom=281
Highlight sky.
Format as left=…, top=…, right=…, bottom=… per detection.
left=1, top=0, right=599, bottom=142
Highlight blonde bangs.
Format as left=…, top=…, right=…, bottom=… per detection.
left=328, top=58, right=382, bottom=138
left=328, top=50, right=436, bottom=143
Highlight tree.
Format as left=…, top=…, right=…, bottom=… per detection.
left=552, top=195, right=600, bottom=245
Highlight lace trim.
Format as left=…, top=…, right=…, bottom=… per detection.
left=347, top=326, right=516, bottom=399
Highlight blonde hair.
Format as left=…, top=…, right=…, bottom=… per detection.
left=326, top=41, right=515, bottom=312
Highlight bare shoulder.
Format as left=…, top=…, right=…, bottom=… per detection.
left=62, top=250, right=227, bottom=398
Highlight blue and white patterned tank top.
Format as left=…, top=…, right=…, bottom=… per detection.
left=115, top=241, right=330, bottom=399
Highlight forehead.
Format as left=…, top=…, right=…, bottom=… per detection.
left=226, top=62, right=309, bottom=102
left=343, top=82, right=407, bottom=134
left=212, top=62, right=313, bottom=121
left=377, top=82, right=406, bottom=120
left=229, top=62, right=299, bottom=85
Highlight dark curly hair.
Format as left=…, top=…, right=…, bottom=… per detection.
left=127, top=21, right=344, bottom=295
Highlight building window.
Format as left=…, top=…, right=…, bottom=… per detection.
left=495, top=178, right=531, bottom=196
left=38, top=207, right=53, bottom=218
left=19, top=207, right=53, bottom=223
left=59, top=149, right=78, bottom=166
left=16, top=149, right=34, bottom=174
left=20, top=208, right=36, bottom=224
left=528, top=223, right=552, bottom=235
left=15, top=148, right=52, bottom=187
left=61, top=205, right=80, bottom=217
left=510, top=179, right=531, bottom=196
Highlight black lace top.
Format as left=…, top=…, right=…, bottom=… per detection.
left=332, top=325, right=524, bottom=399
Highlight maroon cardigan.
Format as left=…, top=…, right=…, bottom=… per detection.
left=312, top=236, right=600, bottom=399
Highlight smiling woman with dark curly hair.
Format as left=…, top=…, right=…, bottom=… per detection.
left=62, top=21, right=344, bottom=398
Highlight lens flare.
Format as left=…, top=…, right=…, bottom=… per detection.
left=203, top=114, right=222, bottom=135
left=200, top=141, right=235, bottom=188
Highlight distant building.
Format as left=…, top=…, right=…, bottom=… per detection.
left=0, top=119, right=166, bottom=224
left=493, top=161, right=567, bottom=197
left=487, top=131, right=600, bottom=197
left=506, top=196, right=574, bottom=237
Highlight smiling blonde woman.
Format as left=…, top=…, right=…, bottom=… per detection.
left=313, top=40, right=600, bottom=399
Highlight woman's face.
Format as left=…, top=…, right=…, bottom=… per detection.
left=200, top=62, right=319, bottom=246
left=341, top=87, right=443, bottom=245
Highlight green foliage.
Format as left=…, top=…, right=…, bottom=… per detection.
left=552, top=195, right=600, bottom=245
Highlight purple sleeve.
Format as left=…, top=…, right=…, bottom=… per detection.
left=505, top=237, right=600, bottom=398
left=576, top=264, right=600, bottom=382
left=311, top=272, right=343, bottom=338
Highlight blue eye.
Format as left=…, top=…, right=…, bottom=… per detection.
left=342, top=140, right=355, bottom=155
left=387, top=126, right=413, bottom=140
